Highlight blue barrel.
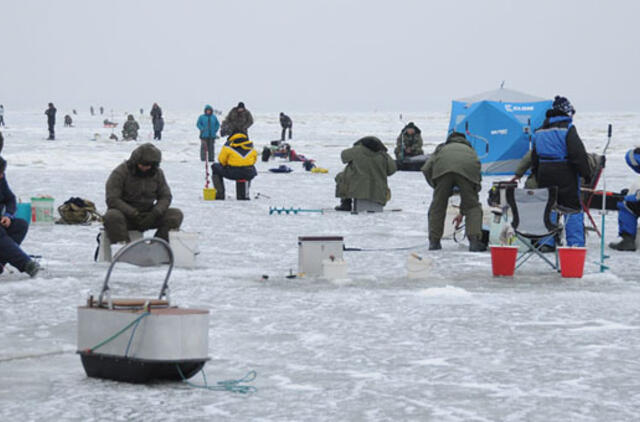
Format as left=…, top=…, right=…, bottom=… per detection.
left=15, top=203, right=31, bottom=224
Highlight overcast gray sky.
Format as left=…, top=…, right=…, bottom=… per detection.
left=2, top=0, right=639, bottom=112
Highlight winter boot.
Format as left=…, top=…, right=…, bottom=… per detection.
left=334, top=198, right=352, bottom=212
left=609, top=233, right=637, bottom=251
left=428, top=240, right=442, bottom=251
left=24, top=260, right=41, bottom=278
left=469, top=236, right=487, bottom=252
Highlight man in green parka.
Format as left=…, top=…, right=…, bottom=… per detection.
left=394, top=122, right=424, bottom=160
left=104, top=143, right=183, bottom=243
left=335, top=136, right=397, bottom=211
left=122, top=114, right=140, bottom=141
left=422, top=131, right=485, bottom=251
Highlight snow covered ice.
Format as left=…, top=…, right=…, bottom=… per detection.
left=1, top=109, right=640, bottom=421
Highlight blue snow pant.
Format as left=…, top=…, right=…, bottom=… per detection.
left=0, top=218, right=30, bottom=272
left=617, top=199, right=640, bottom=237
left=539, top=211, right=585, bottom=247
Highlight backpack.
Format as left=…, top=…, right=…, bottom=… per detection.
left=57, top=197, right=102, bottom=224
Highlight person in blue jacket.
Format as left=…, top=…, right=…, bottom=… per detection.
left=0, top=157, right=40, bottom=277
left=531, top=96, right=592, bottom=247
left=197, top=105, right=220, bottom=162
left=609, top=148, right=640, bottom=251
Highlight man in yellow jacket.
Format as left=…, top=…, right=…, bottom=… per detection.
left=211, top=132, right=258, bottom=200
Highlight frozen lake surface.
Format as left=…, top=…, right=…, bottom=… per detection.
left=1, top=109, right=639, bottom=421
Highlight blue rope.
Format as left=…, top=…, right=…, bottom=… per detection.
left=175, top=365, right=258, bottom=394
left=124, top=312, right=149, bottom=357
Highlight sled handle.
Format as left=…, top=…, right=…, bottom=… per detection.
left=98, top=237, right=174, bottom=307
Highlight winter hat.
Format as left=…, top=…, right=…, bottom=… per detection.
left=625, top=147, right=640, bottom=174
left=0, top=156, right=6, bottom=174
left=552, top=96, right=575, bottom=116
left=238, top=102, right=245, bottom=109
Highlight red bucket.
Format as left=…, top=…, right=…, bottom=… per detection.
left=490, top=246, right=519, bottom=276
left=557, top=247, right=587, bottom=278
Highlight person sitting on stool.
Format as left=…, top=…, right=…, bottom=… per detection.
left=103, top=143, right=183, bottom=243
left=0, top=157, right=40, bottom=277
left=610, top=147, right=640, bottom=251
left=211, top=132, right=258, bottom=200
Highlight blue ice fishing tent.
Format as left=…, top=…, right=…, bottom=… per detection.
left=448, top=87, right=552, bottom=175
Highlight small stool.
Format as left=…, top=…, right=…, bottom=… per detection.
left=96, top=228, right=143, bottom=262
left=236, top=179, right=250, bottom=200
left=352, top=199, right=384, bottom=214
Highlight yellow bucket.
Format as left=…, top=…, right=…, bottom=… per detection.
left=203, top=188, right=217, bottom=201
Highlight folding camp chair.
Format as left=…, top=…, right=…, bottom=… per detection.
left=506, top=187, right=563, bottom=271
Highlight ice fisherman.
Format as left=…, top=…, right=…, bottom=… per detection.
left=0, top=104, right=5, bottom=126
left=280, top=112, right=292, bottom=141
left=0, top=131, right=4, bottom=153
left=422, top=131, right=485, bottom=252
left=0, top=157, right=40, bottom=277
left=221, top=102, right=253, bottom=137
left=90, top=106, right=94, bottom=116
left=121, top=114, right=140, bottom=141
left=99, top=106, right=104, bottom=115
left=45, top=103, right=56, bottom=140
left=531, top=96, right=591, bottom=247
left=395, top=122, right=424, bottom=161
left=211, top=132, right=258, bottom=200
left=151, top=103, right=164, bottom=140
left=197, top=105, right=220, bottom=161
left=64, top=114, right=73, bottom=127
left=103, top=143, right=183, bottom=243
left=609, top=148, right=640, bottom=251
left=334, top=136, right=396, bottom=212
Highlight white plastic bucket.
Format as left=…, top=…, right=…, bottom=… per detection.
left=169, top=231, right=200, bottom=268
left=406, top=253, right=432, bottom=279
left=31, top=196, right=54, bottom=224
left=322, top=258, right=348, bottom=279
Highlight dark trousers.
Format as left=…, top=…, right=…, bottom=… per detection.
left=103, top=208, right=184, bottom=243
left=47, top=122, right=55, bottom=140
left=211, top=163, right=256, bottom=199
left=0, top=218, right=30, bottom=272
left=154, top=130, right=162, bottom=140
left=281, top=126, right=292, bottom=141
left=428, top=173, right=482, bottom=242
left=200, top=138, right=215, bottom=162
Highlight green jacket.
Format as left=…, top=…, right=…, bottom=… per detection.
left=122, top=115, right=139, bottom=139
left=222, top=107, right=253, bottom=136
left=335, top=137, right=397, bottom=205
left=422, top=132, right=481, bottom=188
left=394, top=131, right=424, bottom=159
left=106, top=143, right=172, bottom=217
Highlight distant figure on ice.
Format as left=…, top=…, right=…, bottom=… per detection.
left=90, top=106, right=95, bottom=116
left=279, top=112, right=292, bottom=141
left=609, top=148, right=640, bottom=251
left=150, top=103, right=164, bottom=140
left=140, top=108, right=144, bottom=115
left=45, top=103, right=57, bottom=140
left=422, top=131, right=484, bottom=252
left=531, top=96, right=591, bottom=247
left=72, top=109, right=77, bottom=115
left=0, top=104, right=5, bottom=126
left=104, top=143, right=183, bottom=243
left=395, top=122, right=424, bottom=160
left=221, top=102, right=253, bottom=137
left=334, top=136, right=396, bottom=212
left=0, top=157, right=40, bottom=277
left=99, top=106, right=104, bottom=115
left=121, top=114, right=140, bottom=141
left=0, top=131, right=4, bottom=153
left=211, top=132, right=258, bottom=200
left=197, top=104, right=220, bottom=161
left=64, top=115, right=73, bottom=127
